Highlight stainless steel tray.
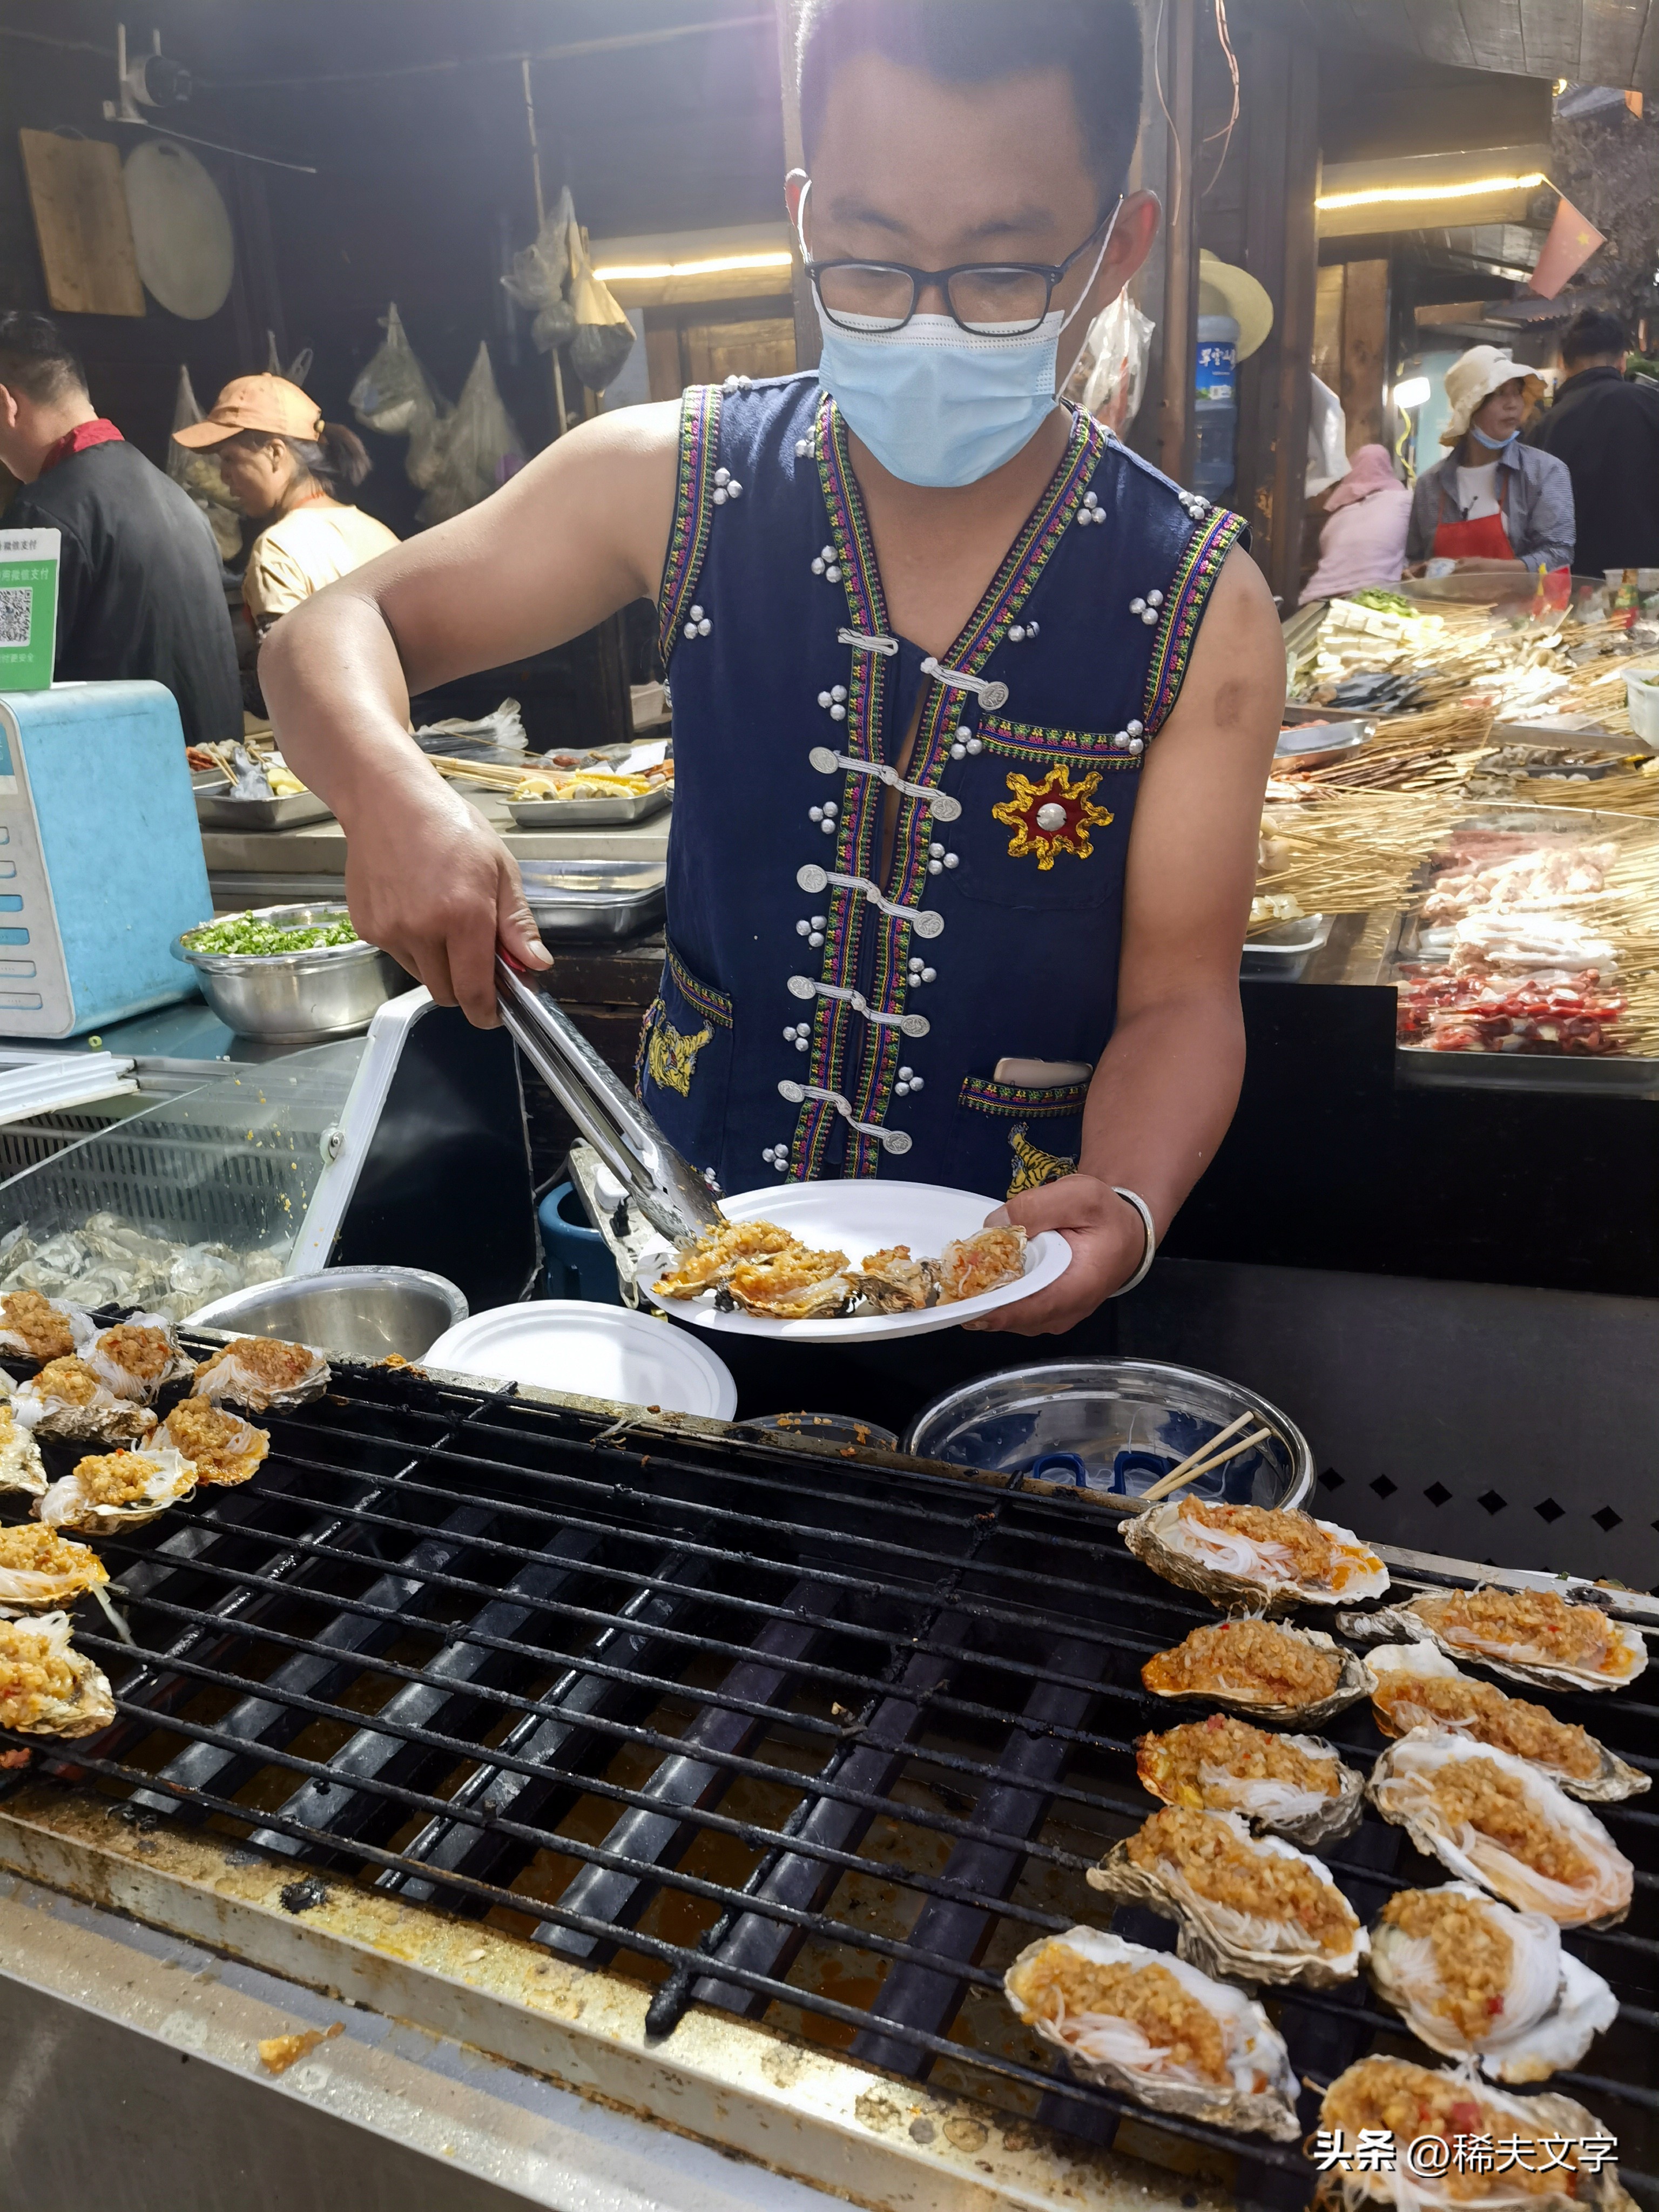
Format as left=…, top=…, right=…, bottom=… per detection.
left=1242, top=912, right=1332, bottom=980
left=1396, top=1042, right=1659, bottom=1094
left=507, top=785, right=672, bottom=829
left=194, top=780, right=335, bottom=832
left=520, top=859, right=666, bottom=941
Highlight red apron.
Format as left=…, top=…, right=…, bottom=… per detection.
left=1432, top=509, right=1515, bottom=561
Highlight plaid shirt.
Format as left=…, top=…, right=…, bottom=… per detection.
left=1406, top=441, right=1575, bottom=572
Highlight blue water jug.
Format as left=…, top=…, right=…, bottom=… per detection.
left=1193, top=313, right=1240, bottom=501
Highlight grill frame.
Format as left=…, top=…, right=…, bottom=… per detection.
left=2, top=1347, right=1655, bottom=2211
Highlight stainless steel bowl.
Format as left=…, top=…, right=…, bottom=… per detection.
left=905, top=1358, right=1314, bottom=1508
left=185, top=1265, right=467, bottom=1360
left=173, top=904, right=404, bottom=1040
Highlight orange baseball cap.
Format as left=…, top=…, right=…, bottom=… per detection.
left=172, top=373, right=325, bottom=449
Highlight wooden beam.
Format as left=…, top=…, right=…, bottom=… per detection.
left=1339, top=258, right=1389, bottom=450
left=1156, top=0, right=1200, bottom=485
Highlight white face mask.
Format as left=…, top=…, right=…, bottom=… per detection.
left=799, top=183, right=1120, bottom=488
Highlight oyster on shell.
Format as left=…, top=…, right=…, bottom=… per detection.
left=0, top=1399, right=47, bottom=1498
left=0, top=1522, right=108, bottom=1613
left=1318, top=2058, right=1635, bottom=2212
left=1367, top=1727, right=1633, bottom=1929
left=154, top=1397, right=269, bottom=1487
left=1142, top=1616, right=1375, bottom=1727
left=726, top=1247, right=854, bottom=1319
left=1339, top=1584, right=1646, bottom=1695
left=1124, top=1498, right=1388, bottom=1613
left=79, top=1312, right=194, bottom=1402
left=1004, top=1924, right=1300, bottom=2140
left=14, top=1357, right=159, bottom=1445
left=1136, top=1714, right=1364, bottom=1848
left=934, top=1224, right=1026, bottom=1303
left=37, top=1446, right=198, bottom=1535
left=1368, top=1642, right=1648, bottom=1805
left=852, top=1245, right=938, bottom=1313
left=1085, top=1804, right=1367, bottom=1987
left=652, top=1219, right=795, bottom=1298
left=1369, top=1881, right=1617, bottom=2083
left=0, top=1288, right=84, bottom=1365
left=192, top=1336, right=329, bottom=1413
left=0, top=1610, right=115, bottom=1738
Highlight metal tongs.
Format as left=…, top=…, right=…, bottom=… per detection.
left=496, top=953, right=723, bottom=1248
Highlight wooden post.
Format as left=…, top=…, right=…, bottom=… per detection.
left=1156, top=0, right=1200, bottom=487
left=775, top=0, right=819, bottom=374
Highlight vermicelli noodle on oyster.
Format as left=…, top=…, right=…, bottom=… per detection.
left=1136, top=1714, right=1364, bottom=1847
left=37, top=1446, right=198, bottom=1536
left=79, top=1313, right=193, bottom=1402
left=1369, top=1883, right=1617, bottom=2082
left=726, top=1245, right=855, bottom=1319
left=1085, top=1804, right=1366, bottom=1986
left=0, top=1610, right=114, bottom=1737
left=0, top=1289, right=83, bottom=1365
left=0, top=1399, right=46, bottom=1498
left=1368, top=1643, right=1648, bottom=1804
left=1124, top=1498, right=1388, bottom=1613
left=852, top=1245, right=938, bottom=1313
left=1318, top=2058, right=1634, bottom=2212
left=0, top=1522, right=108, bottom=1613
left=1367, top=1728, right=1633, bottom=1929
left=1142, top=1616, right=1374, bottom=1727
left=192, top=1336, right=329, bottom=1413
left=1341, top=1584, right=1646, bottom=1694
left=652, top=1220, right=797, bottom=1298
left=14, top=1356, right=159, bottom=1445
left=1003, top=1924, right=1300, bottom=2139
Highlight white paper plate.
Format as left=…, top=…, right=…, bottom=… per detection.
left=636, top=1181, right=1070, bottom=1344
left=426, top=1302, right=736, bottom=1420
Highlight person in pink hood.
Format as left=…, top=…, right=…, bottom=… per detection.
left=1301, top=443, right=1411, bottom=602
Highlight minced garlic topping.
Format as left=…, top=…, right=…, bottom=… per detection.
left=1374, top=1672, right=1601, bottom=1781
left=1324, top=2059, right=1574, bottom=2201
left=1380, top=1889, right=1514, bottom=2044
left=1140, top=1715, right=1341, bottom=1806
left=0, top=1522, right=104, bottom=1584
left=0, top=1619, right=77, bottom=1719
left=1430, top=1587, right=1621, bottom=1675
left=1177, top=1500, right=1380, bottom=1587
left=198, top=1337, right=316, bottom=1392
left=1143, top=1618, right=1341, bottom=1705
left=161, top=1395, right=266, bottom=1479
left=96, top=1323, right=173, bottom=1383
left=72, top=1452, right=159, bottom=1506
left=0, top=1290, right=75, bottom=1361
left=1124, top=1806, right=1358, bottom=1953
left=33, top=1357, right=101, bottom=1406
left=1428, top=1757, right=1593, bottom=1888
left=1007, top=1944, right=1229, bottom=2082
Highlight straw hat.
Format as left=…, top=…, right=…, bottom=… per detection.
left=1197, top=251, right=1273, bottom=361
left=173, top=373, right=325, bottom=449
left=1439, top=345, right=1545, bottom=446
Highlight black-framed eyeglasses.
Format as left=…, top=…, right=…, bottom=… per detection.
left=805, top=206, right=1118, bottom=337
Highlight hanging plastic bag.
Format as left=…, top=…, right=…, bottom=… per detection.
left=1061, top=292, right=1155, bottom=435
left=264, top=330, right=314, bottom=386
left=349, top=302, right=451, bottom=495
left=1307, top=373, right=1350, bottom=496
left=417, top=343, right=526, bottom=525
left=565, top=217, right=636, bottom=392
left=166, top=365, right=242, bottom=562
left=502, top=185, right=578, bottom=353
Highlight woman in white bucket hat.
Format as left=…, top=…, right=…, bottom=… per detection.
left=1405, top=345, right=1574, bottom=575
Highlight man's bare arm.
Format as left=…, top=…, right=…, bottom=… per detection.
left=970, top=547, right=1284, bottom=1332
left=258, top=402, right=681, bottom=1024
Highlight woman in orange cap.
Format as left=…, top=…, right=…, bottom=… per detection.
left=174, top=373, right=399, bottom=633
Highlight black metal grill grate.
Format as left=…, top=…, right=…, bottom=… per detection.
left=4, top=1352, right=1655, bottom=2208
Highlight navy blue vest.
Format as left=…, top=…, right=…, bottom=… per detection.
left=640, top=373, right=1245, bottom=1203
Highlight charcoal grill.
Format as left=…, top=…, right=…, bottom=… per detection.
left=1, top=1348, right=1654, bottom=2210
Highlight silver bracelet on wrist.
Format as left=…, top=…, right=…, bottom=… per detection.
left=1109, top=1186, right=1157, bottom=1296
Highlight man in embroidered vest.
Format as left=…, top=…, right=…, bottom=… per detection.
left=264, top=0, right=1283, bottom=1334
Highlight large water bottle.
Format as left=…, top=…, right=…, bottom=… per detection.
left=1192, top=312, right=1240, bottom=501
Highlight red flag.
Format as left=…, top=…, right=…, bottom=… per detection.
left=1527, top=194, right=1606, bottom=299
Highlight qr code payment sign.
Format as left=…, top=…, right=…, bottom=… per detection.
left=0, top=589, right=30, bottom=647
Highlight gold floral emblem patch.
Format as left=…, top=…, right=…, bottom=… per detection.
left=645, top=1017, right=713, bottom=1098
left=990, top=761, right=1114, bottom=869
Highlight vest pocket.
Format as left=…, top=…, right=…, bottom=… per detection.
left=637, top=940, right=733, bottom=1184
left=946, top=1073, right=1088, bottom=1202
left=950, top=721, right=1138, bottom=913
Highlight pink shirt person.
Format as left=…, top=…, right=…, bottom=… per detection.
left=1302, top=444, right=1412, bottom=601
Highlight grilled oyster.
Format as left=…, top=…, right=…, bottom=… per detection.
left=1142, top=1616, right=1374, bottom=1727
left=726, top=1246, right=854, bottom=1319
left=1318, top=2058, right=1635, bottom=2212
left=0, top=1398, right=47, bottom=1498
left=1367, top=1728, right=1633, bottom=1930
left=155, top=1397, right=269, bottom=1487
left=1124, top=1498, right=1388, bottom=1613
left=192, top=1336, right=329, bottom=1413
left=1339, top=1584, right=1646, bottom=1695
left=652, top=1219, right=795, bottom=1298
left=0, top=1289, right=83, bottom=1365
left=852, top=1245, right=938, bottom=1313
left=934, top=1224, right=1026, bottom=1303
left=1369, top=1642, right=1648, bottom=1805
left=1370, top=1881, right=1617, bottom=2083
left=1004, top=1924, right=1300, bottom=2140
left=14, top=1357, right=160, bottom=1445
left=1085, top=1804, right=1366, bottom=1987
left=0, top=1610, right=114, bottom=1738
left=37, top=1446, right=198, bottom=1535
left=1136, top=1714, right=1364, bottom=1848
left=0, top=1522, right=108, bottom=1613
left=79, top=1312, right=193, bottom=1402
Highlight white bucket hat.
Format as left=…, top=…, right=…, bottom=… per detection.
left=1439, top=344, right=1545, bottom=446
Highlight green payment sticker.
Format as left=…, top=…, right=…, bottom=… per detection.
left=0, top=528, right=60, bottom=692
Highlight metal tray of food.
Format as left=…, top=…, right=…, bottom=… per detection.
left=1395, top=1042, right=1659, bottom=1094
left=194, top=780, right=335, bottom=832
left=1240, top=912, right=1332, bottom=980
left=519, top=858, right=666, bottom=941
left=507, top=784, right=673, bottom=829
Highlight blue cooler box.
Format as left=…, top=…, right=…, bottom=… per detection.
left=0, top=680, right=213, bottom=1038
